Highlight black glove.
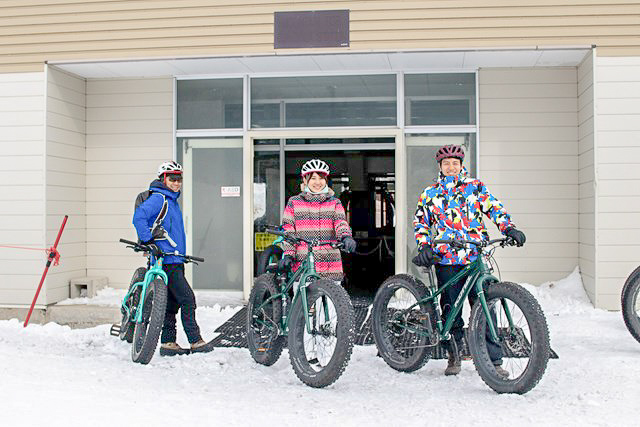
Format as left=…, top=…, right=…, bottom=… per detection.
left=277, top=255, right=294, bottom=272
left=412, top=245, right=439, bottom=267
left=141, top=239, right=162, bottom=257
left=341, top=236, right=357, bottom=254
left=505, top=227, right=526, bottom=247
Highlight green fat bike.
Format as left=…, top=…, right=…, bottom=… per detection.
left=247, top=227, right=355, bottom=388
left=111, top=238, right=204, bottom=364
left=372, top=237, right=550, bottom=394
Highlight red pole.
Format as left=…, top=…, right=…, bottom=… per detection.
left=24, top=215, right=68, bottom=327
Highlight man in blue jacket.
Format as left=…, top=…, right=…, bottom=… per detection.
left=133, top=160, right=213, bottom=356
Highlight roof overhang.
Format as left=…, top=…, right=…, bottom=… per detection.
left=50, top=47, right=592, bottom=79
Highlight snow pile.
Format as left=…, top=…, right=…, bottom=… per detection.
left=521, top=267, right=594, bottom=315
left=56, top=286, right=125, bottom=307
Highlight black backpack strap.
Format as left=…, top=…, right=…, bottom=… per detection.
left=153, top=194, right=168, bottom=229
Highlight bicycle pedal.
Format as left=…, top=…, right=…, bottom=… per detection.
left=109, top=324, right=121, bottom=336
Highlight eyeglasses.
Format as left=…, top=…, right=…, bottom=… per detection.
left=167, top=175, right=183, bottom=182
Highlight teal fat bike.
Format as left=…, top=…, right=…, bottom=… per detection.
left=371, top=237, right=550, bottom=394
left=247, top=227, right=355, bottom=388
left=112, top=238, right=204, bottom=364
left=621, top=266, right=640, bottom=343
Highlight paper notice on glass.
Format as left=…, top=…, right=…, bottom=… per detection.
left=221, top=186, right=241, bottom=197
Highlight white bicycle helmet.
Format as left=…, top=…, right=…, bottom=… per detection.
left=300, top=159, right=330, bottom=177
left=157, top=160, right=183, bottom=177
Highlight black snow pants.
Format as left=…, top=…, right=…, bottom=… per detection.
left=160, top=263, right=202, bottom=344
left=435, top=264, right=504, bottom=364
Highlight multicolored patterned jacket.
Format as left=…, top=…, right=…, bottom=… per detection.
left=282, top=189, right=352, bottom=281
left=413, top=167, right=514, bottom=265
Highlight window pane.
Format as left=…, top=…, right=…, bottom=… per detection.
left=405, top=134, right=476, bottom=277
left=251, top=75, right=396, bottom=127
left=254, top=152, right=281, bottom=276
left=286, top=137, right=394, bottom=145
left=405, top=74, right=476, bottom=126
left=177, top=79, right=243, bottom=129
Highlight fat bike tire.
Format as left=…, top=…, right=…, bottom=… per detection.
left=131, top=277, right=167, bottom=364
left=120, top=267, right=146, bottom=343
left=371, top=274, right=435, bottom=372
left=247, top=273, right=285, bottom=366
left=468, top=282, right=549, bottom=394
left=256, top=245, right=283, bottom=276
left=288, top=279, right=355, bottom=388
left=621, top=265, right=640, bottom=344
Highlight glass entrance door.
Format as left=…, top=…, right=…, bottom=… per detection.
left=184, top=138, right=243, bottom=290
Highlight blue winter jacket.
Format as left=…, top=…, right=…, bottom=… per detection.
left=132, top=179, right=186, bottom=264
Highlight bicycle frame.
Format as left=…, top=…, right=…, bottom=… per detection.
left=255, top=244, right=333, bottom=336
left=406, top=253, right=511, bottom=344
left=120, top=255, right=169, bottom=324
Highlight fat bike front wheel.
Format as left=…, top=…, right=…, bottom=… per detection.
left=288, top=279, right=355, bottom=388
left=131, top=277, right=167, bottom=364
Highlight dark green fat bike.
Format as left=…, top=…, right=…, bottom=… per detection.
left=246, top=227, right=355, bottom=388
left=371, top=237, right=550, bottom=394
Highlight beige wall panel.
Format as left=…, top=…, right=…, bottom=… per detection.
left=598, top=180, right=640, bottom=196
left=0, top=72, right=45, bottom=305
left=85, top=174, right=151, bottom=190
left=479, top=67, right=579, bottom=288
left=480, top=155, right=578, bottom=171
left=480, top=169, right=577, bottom=185
left=1, top=2, right=640, bottom=72
left=0, top=200, right=43, bottom=215
left=478, top=184, right=577, bottom=200
left=45, top=66, right=87, bottom=305
left=85, top=76, right=173, bottom=287
left=477, top=126, right=577, bottom=142
left=480, top=98, right=577, bottom=113
left=0, top=141, right=42, bottom=156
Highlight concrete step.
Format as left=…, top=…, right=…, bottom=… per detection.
left=0, top=305, right=120, bottom=329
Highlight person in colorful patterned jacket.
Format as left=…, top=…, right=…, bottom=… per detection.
left=278, top=159, right=357, bottom=282
left=412, top=145, right=526, bottom=377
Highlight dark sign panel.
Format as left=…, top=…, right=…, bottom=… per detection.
left=274, top=10, right=349, bottom=49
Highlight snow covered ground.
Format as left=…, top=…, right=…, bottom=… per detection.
left=2, top=268, right=640, bottom=426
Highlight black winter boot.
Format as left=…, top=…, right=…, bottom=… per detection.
left=445, top=351, right=461, bottom=376
left=160, top=342, right=190, bottom=357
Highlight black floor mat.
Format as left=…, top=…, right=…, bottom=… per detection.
left=212, top=303, right=559, bottom=359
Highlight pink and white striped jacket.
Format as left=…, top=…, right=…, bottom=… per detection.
left=282, top=189, right=352, bottom=281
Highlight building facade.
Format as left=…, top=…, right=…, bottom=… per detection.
left=1, top=1, right=638, bottom=310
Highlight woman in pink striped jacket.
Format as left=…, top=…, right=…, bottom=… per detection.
left=279, top=159, right=357, bottom=282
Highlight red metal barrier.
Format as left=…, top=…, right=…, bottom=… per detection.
left=24, top=215, right=68, bottom=327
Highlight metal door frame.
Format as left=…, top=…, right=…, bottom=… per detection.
left=183, top=137, right=243, bottom=290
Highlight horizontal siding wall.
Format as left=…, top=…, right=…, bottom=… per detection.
left=595, top=55, right=640, bottom=310
left=45, top=66, right=86, bottom=304
left=1, top=1, right=640, bottom=72
left=85, top=77, right=173, bottom=288
left=0, top=72, right=45, bottom=305
left=479, top=67, right=578, bottom=285
left=578, top=52, right=596, bottom=304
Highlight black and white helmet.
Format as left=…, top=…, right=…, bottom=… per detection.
left=301, top=159, right=330, bottom=177
left=157, top=161, right=183, bottom=177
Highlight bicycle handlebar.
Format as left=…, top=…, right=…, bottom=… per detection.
left=432, top=237, right=515, bottom=249
left=119, top=238, right=205, bottom=263
left=264, top=227, right=345, bottom=250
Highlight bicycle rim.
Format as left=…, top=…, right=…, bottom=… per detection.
left=133, top=285, right=154, bottom=355
left=381, top=287, right=430, bottom=358
left=303, top=294, right=339, bottom=370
